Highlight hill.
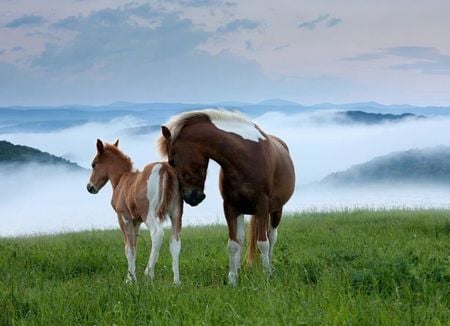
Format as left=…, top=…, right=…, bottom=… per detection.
left=0, top=140, right=82, bottom=169
left=320, top=146, right=450, bottom=186
left=333, top=110, right=424, bottom=125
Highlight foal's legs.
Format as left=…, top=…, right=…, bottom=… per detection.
left=144, top=215, right=164, bottom=280
left=169, top=207, right=182, bottom=284
left=120, top=215, right=140, bottom=282
left=269, top=209, right=282, bottom=265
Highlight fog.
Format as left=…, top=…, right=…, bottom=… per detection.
left=1, top=111, right=450, bottom=237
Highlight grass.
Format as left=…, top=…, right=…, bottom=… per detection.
left=0, top=210, right=449, bottom=325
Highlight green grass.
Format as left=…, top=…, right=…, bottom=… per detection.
left=1, top=210, right=449, bottom=325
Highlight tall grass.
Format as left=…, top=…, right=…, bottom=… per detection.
left=1, top=210, right=449, bottom=325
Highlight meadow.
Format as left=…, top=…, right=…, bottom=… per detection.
left=0, top=210, right=449, bottom=325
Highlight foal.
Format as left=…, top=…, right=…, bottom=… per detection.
left=87, top=139, right=183, bottom=283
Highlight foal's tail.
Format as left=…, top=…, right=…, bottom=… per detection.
left=247, top=215, right=258, bottom=266
left=156, top=169, right=171, bottom=221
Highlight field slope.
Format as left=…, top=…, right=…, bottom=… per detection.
left=0, top=210, right=449, bottom=325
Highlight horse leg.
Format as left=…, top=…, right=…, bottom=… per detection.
left=269, top=209, right=282, bottom=264
left=224, top=203, right=240, bottom=286
left=235, top=214, right=245, bottom=269
left=121, top=216, right=140, bottom=282
left=255, top=200, right=271, bottom=274
left=169, top=207, right=182, bottom=284
left=144, top=215, right=164, bottom=280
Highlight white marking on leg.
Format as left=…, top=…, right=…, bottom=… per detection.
left=257, top=240, right=271, bottom=273
left=268, top=226, right=278, bottom=264
left=125, top=243, right=136, bottom=282
left=227, top=239, right=240, bottom=286
left=144, top=217, right=164, bottom=279
left=236, top=214, right=245, bottom=269
left=170, top=237, right=181, bottom=284
left=211, top=119, right=266, bottom=142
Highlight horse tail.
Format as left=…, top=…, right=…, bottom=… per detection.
left=247, top=215, right=258, bottom=266
left=156, top=167, right=170, bottom=221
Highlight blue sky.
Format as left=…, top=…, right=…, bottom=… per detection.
left=0, top=0, right=449, bottom=106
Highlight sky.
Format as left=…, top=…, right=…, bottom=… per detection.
left=1, top=0, right=450, bottom=106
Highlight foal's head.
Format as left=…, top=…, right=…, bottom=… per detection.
left=160, top=126, right=208, bottom=206
left=87, top=139, right=131, bottom=194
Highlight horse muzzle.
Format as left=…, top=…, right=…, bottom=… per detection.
left=183, top=189, right=206, bottom=206
left=86, top=184, right=98, bottom=194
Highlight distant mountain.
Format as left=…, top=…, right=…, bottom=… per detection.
left=1, top=100, right=450, bottom=135
left=320, top=147, right=450, bottom=186
left=256, top=99, right=300, bottom=106
left=0, top=140, right=82, bottom=169
left=333, top=111, right=425, bottom=125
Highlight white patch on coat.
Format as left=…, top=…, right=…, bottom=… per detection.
left=211, top=119, right=266, bottom=142
left=144, top=163, right=164, bottom=279
left=147, top=163, right=162, bottom=217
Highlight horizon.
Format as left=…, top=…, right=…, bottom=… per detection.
left=2, top=98, right=450, bottom=109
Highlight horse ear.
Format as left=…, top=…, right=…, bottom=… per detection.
left=114, top=139, right=119, bottom=147
left=161, top=126, right=171, bottom=140
left=96, top=139, right=105, bottom=154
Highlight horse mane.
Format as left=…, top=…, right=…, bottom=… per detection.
left=104, top=143, right=134, bottom=171
left=158, top=108, right=252, bottom=157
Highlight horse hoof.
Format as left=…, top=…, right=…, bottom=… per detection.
left=144, top=267, right=155, bottom=279
left=228, top=272, right=238, bottom=287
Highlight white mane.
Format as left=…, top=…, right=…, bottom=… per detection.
left=165, top=108, right=252, bottom=141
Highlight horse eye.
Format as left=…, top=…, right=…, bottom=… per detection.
left=91, top=162, right=96, bottom=168
left=169, top=159, right=175, bottom=167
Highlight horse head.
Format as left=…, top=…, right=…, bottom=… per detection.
left=86, top=139, right=119, bottom=194
left=161, top=126, right=208, bottom=206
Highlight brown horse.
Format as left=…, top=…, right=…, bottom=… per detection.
left=158, top=109, right=295, bottom=285
left=87, top=139, right=183, bottom=283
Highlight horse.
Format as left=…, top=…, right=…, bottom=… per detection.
left=158, top=109, right=295, bottom=285
left=86, top=139, right=183, bottom=283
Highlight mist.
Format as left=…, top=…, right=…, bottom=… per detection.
left=1, top=110, right=450, bottom=237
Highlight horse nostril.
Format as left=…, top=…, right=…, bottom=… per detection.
left=87, top=184, right=96, bottom=194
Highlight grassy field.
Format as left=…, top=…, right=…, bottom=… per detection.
left=0, top=210, right=449, bottom=325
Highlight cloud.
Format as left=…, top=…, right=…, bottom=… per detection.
left=4, top=15, right=46, bottom=28
left=327, top=17, right=342, bottom=28
left=34, top=6, right=209, bottom=72
left=165, top=0, right=234, bottom=7
left=273, top=44, right=290, bottom=51
left=217, top=19, right=261, bottom=33
left=344, top=46, right=450, bottom=75
left=298, top=14, right=342, bottom=30
left=385, top=46, right=450, bottom=75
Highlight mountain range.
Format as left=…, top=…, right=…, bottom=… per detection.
left=1, top=100, right=445, bottom=134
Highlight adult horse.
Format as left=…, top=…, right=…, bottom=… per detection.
left=87, top=139, right=183, bottom=283
left=158, top=109, right=295, bottom=285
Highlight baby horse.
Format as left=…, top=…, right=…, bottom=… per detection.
left=87, top=139, right=183, bottom=283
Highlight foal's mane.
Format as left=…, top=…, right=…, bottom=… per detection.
left=158, top=109, right=251, bottom=156
left=104, top=143, right=134, bottom=170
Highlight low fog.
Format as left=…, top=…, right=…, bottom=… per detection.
left=2, top=111, right=450, bottom=236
